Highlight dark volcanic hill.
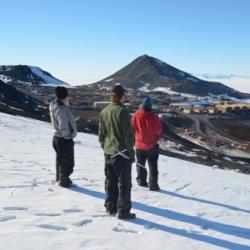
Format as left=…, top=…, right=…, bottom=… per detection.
left=91, top=55, right=249, bottom=98
left=0, top=65, right=67, bottom=86
left=0, top=80, right=48, bottom=119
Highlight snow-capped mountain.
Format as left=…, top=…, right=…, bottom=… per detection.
left=194, top=73, right=250, bottom=94
left=0, top=65, right=68, bottom=87
left=90, top=55, right=250, bottom=99
left=0, top=112, right=250, bottom=250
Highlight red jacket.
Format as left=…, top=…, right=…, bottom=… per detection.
left=132, top=109, right=162, bottom=150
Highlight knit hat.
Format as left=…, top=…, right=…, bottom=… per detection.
left=55, top=86, right=68, bottom=99
left=142, top=97, right=152, bottom=109
left=111, top=84, right=127, bottom=97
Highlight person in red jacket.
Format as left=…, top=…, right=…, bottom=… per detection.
left=131, top=97, right=162, bottom=191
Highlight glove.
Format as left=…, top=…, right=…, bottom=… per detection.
left=128, top=149, right=135, bottom=164
left=130, top=155, right=135, bottom=164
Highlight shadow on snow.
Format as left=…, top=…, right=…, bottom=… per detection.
left=159, top=189, right=250, bottom=214
left=70, top=186, right=250, bottom=250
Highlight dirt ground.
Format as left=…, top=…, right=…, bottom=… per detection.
left=162, top=116, right=250, bottom=174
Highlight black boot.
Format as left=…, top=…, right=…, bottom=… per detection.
left=106, top=208, right=117, bottom=215
left=149, top=184, right=160, bottom=191
left=118, top=212, right=136, bottom=220
left=59, top=177, right=71, bottom=188
left=137, top=180, right=148, bottom=187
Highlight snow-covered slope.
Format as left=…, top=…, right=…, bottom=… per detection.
left=30, top=66, right=67, bottom=86
left=0, top=112, right=250, bottom=250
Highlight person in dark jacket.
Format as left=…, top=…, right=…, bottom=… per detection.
left=49, top=86, right=77, bottom=187
left=98, top=85, right=136, bottom=220
left=131, top=97, right=162, bottom=191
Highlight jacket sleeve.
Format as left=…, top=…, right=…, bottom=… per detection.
left=49, top=103, right=55, bottom=127
left=121, top=109, right=135, bottom=161
left=68, top=111, right=77, bottom=138
left=56, top=108, right=72, bottom=139
left=98, top=113, right=105, bottom=149
left=131, top=114, right=136, bottom=135
left=154, top=116, right=162, bottom=138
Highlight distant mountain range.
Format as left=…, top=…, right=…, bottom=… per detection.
left=194, top=73, right=250, bottom=80
left=90, top=55, right=250, bottom=99
left=1, top=57, right=249, bottom=99
left=0, top=65, right=67, bottom=86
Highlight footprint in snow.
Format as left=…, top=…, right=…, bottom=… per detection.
left=144, top=223, right=156, bottom=230
left=0, top=216, right=17, bottom=222
left=197, top=212, right=206, bottom=218
left=161, top=158, right=168, bottom=162
left=185, top=228, right=203, bottom=234
left=81, top=177, right=97, bottom=184
left=72, top=219, right=92, bottom=227
left=112, top=226, right=140, bottom=234
left=200, top=224, right=211, bottom=230
left=35, top=213, right=61, bottom=217
left=162, top=173, right=168, bottom=178
left=38, top=224, right=68, bottom=231
left=10, top=160, right=22, bottom=164
left=63, top=208, right=84, bottom=213
left=42, top=167, right=52, bottom=172
left=3, top=207, right=28, bottom=211
left=27, top=161, right=40, bottom=165
left=175, top=183, right=191, bottom=192
left=92, top=214, right=114, bottom=218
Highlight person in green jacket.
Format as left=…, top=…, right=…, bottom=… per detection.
left=98, top=85, right=136, bottom=220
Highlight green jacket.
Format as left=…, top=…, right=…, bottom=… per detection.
left=98, top=101, right=135, bottom=161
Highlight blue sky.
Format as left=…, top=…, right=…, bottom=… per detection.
left=0, top=0, right=249, bottom=85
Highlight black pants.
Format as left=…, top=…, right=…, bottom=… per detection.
left=136, top=144, right=159, bottom=188
left=104, top=155, right=132, bottom=215
left=53, top=136, right=74, bottom=182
